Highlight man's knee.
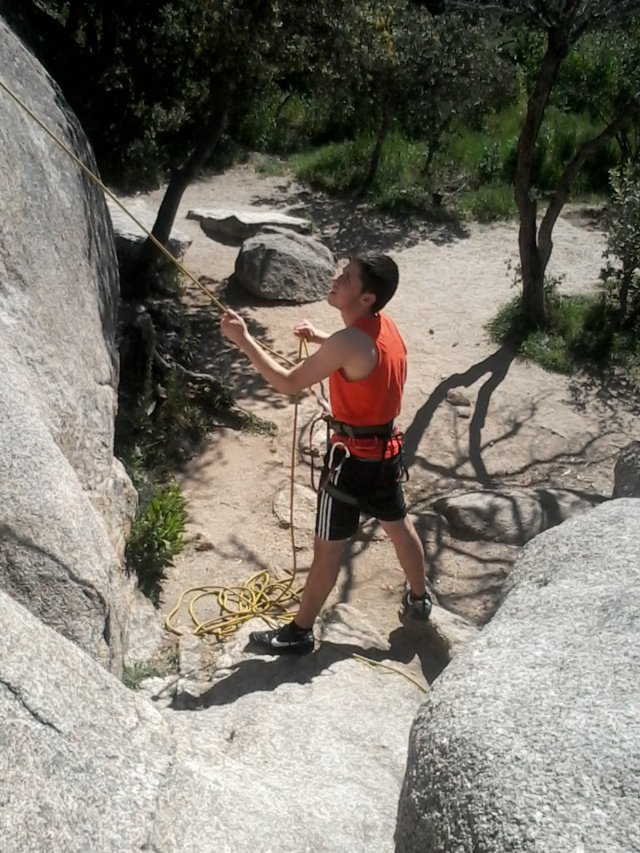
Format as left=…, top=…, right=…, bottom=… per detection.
left=312, top=535, right=347, bottom=562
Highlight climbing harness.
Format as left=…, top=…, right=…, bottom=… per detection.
left=323, top=417, right=395, bottom=440
left=1, top=76, right=426, bottom=694
left=315, top=415, right=410, bottom=509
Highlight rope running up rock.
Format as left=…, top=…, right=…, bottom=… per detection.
left=1, top=76, right=427, bottom=693
left=0, top=76, right=314, bottom=639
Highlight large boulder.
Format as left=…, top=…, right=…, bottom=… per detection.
left=433, top=487, right=607, bottom=545
left=234, top=227, right=335, bottom=303
left=613, top=440, right=640, bottom=498
left=0, top=15, right=137, bottom=672
left=107, top=198, right=192, bottom=271
left=396, top=499, right=640, bottom=853
left=188, top=207, right=311, bottom=246
left=2, top=591, right=423, bottom=852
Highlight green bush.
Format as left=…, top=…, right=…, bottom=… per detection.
left=461, top=185, right=516, bottom=222
left=487, top=280, right=639, bottom=384
left=293, top=135, right=375, bottom=193
left=293, top=130, right=457, bottom=218
left=122, top=647, right=179, bottom=691
left=238, top=91, right=316, bottom=154
left=126, top=484, right=187, bottom=605
left=445, top=101, right=619, bottom=200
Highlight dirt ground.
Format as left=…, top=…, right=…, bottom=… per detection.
left=122, top=162, right=638, bottom=681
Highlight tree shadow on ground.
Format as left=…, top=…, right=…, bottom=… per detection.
left=253, top=183, right=470, bottom=255
left=402, top=344, right=518, bottom=479
left=334, top=346, right=518, bottom=612
left=567, top=370, right=640, bottom=425
left=182, top=277, right=294, bottom=412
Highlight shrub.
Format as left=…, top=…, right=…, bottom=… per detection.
left=122, top=645, right=179, bottom=690
left=462, top=185, right=516, bottom=222
left=125, top=484, right=187, bottom=605
left=600, top=166, right=640, bottom=327
left=487, top=277, right=639, bottom=385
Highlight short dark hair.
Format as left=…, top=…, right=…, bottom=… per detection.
left=351, top=252, right=399, bottom=313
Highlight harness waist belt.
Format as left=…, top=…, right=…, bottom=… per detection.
left=325, top=418, right=394, bottom=440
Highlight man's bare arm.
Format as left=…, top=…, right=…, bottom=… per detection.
left=220, top=309, right=357, bottom=396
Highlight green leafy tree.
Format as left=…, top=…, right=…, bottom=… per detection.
left=17, top=0, right=348, bottom=292
left=556, top=29, right=640, bottom=170
left=448, top=0, right=640, bottom=328
left=314, top=1, right=513, bottom=192
left=601, top=167, right=640, bottom=331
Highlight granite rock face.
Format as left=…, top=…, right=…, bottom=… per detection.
left=0, top=15, right=137, bottom=672
left=396, top=499, right=640, bottom=853
left=1, top=592, right=424, bottom=853
left=107, top=197, right=193, bottom=271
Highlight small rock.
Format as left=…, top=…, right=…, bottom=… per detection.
left=273, top=482, right=318, bottom=531
left=446, top=388, right=471, bottom=407
left=188, top=207, right=311, bottom=246
left=192, top=532, right=214, bottom=552
left=234, top=227, right=335, bottom=303
left=433, top=487, right=608, bottom=546
left=613, top=441, right=640, bottom=498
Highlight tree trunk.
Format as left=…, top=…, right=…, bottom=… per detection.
left=130, top=80, right=229, bottom=300
left=421, top=114, right=454, bottom=182
left=514, top=29, right=568, bottom=329
left=359, top=110, right=392, bottom=195
left=518, top=196, right=547, bottom=327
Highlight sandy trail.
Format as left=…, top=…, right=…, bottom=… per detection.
left=122, top=164, right=637, bottom=679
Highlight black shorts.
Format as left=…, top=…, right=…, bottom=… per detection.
left=315, top=448, right=407, bottom=541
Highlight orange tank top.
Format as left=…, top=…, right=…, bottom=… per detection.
left=329, top=312, right=407, bottom=459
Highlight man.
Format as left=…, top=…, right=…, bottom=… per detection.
left=220, top=252, right=432, bottom=654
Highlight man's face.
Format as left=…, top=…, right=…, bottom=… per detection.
left=327, top=260, right=373, bottom=312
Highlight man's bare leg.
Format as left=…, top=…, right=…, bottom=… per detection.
left=294, top=536, right=346, bottom=629
left=379, top=516, right=428, bottom=597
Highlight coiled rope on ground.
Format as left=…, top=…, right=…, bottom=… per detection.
left=1, top=77, right=427, bottom=693
left=0, top=76, right=317, bottom=641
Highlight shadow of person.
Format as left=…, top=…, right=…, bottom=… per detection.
left=171, top=624, right=449, bottom=712
left=171, top=643, right=347, bottom=710
left=318, top=628, right=448, bottom=688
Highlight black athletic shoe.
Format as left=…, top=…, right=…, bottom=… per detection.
left=249, top=621, right=315, bottom=655
left=399, top=589, right=433, bottom=622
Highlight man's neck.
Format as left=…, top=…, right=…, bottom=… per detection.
left=340, top=307, right=376, bottom=327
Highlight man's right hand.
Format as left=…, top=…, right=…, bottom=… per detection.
left=294, top=319, right=325, bottom=345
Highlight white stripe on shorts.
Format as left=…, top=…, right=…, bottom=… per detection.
left=317, top=465, right=341, bottom=540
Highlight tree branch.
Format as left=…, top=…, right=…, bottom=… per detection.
left=514, top=31, right=568, bottom=208
left=538, top=93, right=640, bottom=272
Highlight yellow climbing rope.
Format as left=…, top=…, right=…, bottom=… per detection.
left=1, top=77, right=427, bottom=694
left=164, top=339, right=312, bottom=639
left=0, top=75, right=315, bottom=632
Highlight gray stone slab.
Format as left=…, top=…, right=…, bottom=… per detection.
left=1, top=588, right=425, bottom=853
left=0, top=16, right=137, bottom=673
left=107, top=198, right=192, bottom=263
left=188, top=206, right=311, bottom=246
